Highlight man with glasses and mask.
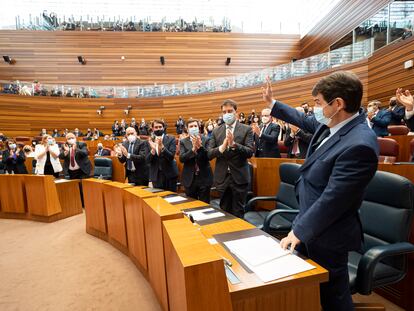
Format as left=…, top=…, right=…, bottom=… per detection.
left=115, top=127, right=149, bottom=186
left=147, top=119, right=179, bottom=191
left=59, top=132, right=91, bottom=179
left=179, top=118, right=213, bottom=203
left=262, top=71, right=378, bottom=311
left=208, top=99, right=254, bottom=218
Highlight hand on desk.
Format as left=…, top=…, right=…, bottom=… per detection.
left=280, top=230, right=301, bottom=253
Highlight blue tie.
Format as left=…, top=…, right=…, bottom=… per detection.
left=127, top=143, right=134, bottom=170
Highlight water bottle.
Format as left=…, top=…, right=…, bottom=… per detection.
left=98, top=174, right=103, bottom=180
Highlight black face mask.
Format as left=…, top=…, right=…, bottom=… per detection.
left=98, top=146, right=103, bottom=150
left=153, top=129, right=164, bottom=136
left=303, top=108, right=309, bottom=113
left=390, top=101, right=397, bottom=107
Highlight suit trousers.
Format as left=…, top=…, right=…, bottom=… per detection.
left=297, top=243, right=353, bottom=311
left=126, top=169, right=148, bottom=186
left=68, top=169, right=89, bottom=207
left=153, top=171, right=177, bottom=192
left=184, top=174, right=211, bottom=203
left=217, top=173, right=248, bottom=218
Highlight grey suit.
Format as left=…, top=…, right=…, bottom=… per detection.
left=208, top=121, right=254, bottom=217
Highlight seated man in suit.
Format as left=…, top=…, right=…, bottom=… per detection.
left=115, top=127, right=149, bottom=186
left=179, top=118, right=213, bottom=203
left=252, top=108, right=280, bottom=158
left=73, top=128, right=83, bottom=137
left=388, top=96, right=405, bottom=125
left=208, top=99, right=254, bottom=218
left=59, top=133, right=91, bottom=179
left=262, top=72, right=378, bottom=311
left=95, top=143, right=110, bottom=157
left=284, top=107, right=313, bottom=159
left=367, top=100, right=391, bottom=137
left=146, top=120, right=179, bottom=192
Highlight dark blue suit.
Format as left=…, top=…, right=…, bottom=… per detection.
left=389, top=105, right=405, bottom=125
left=371, top=109, right=391, bottom=137
left=271, top=101, right=379, bottom=311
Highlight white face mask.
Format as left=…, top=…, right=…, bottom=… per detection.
left=127, top=135, right=137, bottom=143
left=261, top=116, right=270, bottom=124
left=367, top=107, right=375, bottom=113
left=314, top=99, right=340, bottom=126
left=67, top=138, right=76, bottom=145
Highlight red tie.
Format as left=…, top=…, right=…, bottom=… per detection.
left=70, top=148, right=75, bottom=167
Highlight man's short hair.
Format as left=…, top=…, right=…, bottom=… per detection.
left=311, top=71, right=363, bottom=113
left=368, top=100, right=381, bottom=107
left=186, top=118, right=200, bottom=127
left=151, top=119, right=165, bottom=128
left=221, top=99, right=238, bottom=111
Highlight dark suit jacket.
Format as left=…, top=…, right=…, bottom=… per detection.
left=146, top=135, right=179, bottom=181
left=207, top=122, right=254, bottom=185
left=389, top=105, right=405, bottom=125
left=59, top=142, right=91, bottom=176
left=118, top=139, right=149, bottom=182
left=371, top=109, right=391, bottom=137
left=95, top=149, right=110, bottom=156
left=284, top=127, right=313, bottom=159
left=254, top=122, right=280, bottom=158
left=2, top=149, right=28, bottom=174
left=179, top=135, right=213, bottom=188
left=271, top=101, right=379, bottom=252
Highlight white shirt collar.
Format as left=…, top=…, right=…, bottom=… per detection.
left=329, top=112, right=360, bottom=137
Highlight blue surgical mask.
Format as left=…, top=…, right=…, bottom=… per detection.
left=47, top=139, right=54, bottom=145
left=223, top=113, right=235, bottom=125
left=314, top=99, right=340, bottom=126
left=188, top=127, right=199, bottom=136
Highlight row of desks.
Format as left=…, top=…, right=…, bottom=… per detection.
left=83, top=179, right=328, bottom=311
left=0, top=175, right=83, bottom=222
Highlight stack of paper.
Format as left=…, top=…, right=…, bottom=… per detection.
left=224, top=235, right=315, bottom=283
left=164, top=196, right=188, bottom=203
left=186, top=208, right=225, bottom=221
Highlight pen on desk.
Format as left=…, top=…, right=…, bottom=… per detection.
left=221, top=255, right=232, bottom=267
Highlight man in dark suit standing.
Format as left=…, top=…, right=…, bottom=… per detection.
left=284, top=107, right=313, bottom=159
left=367, top=100, right=391, bottom=137
left=147, top=120, right=179, bottom=192
left=388, top=96, right=405, bottom=125
left=252, top=108, right=280, bottom=158
left=262, top=72, right=379, bottom=311
left=59, top=132, right=91, bottom=179
left=115, top=127, right=149, bottom=186
left=208, top=99, right=254, bottom=218
left=179, top=118, right=213, bottom=203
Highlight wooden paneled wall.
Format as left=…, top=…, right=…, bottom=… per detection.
left=0, top=60, right=368, bottom=137
left=299, top=0, right=392, bottom=58
left=0, top=31, right=300, bottom=85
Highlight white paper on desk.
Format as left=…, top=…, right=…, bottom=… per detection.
left=246, top=253, right=315, bottom=283
left=164, top=196, right=187, bottom=203
left=54, top=179, right=70, bottom=184
left=188, top=208, right=225, bottom=221
left=224, top=236, right=290, bottom=267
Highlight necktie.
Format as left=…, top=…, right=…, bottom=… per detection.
left=70, top=147, right=75, bottom=167
left=311, top=126, right=331, bottom=153
left=127, top=143, right=134, bottom=170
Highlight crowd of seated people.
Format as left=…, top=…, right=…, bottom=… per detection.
left=27, top=12, right=231, bottom=33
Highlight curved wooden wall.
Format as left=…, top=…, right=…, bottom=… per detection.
left=0, top=31, right=300, bottom=85
left=0, top=60, right=367, bottom=137
left=300, top=0, right=392, bottom=58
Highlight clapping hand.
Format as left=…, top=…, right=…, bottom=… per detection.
left=226, top=130, right=234, bottom=147
left=120, top=145, right=128, bottom=157
left=156, top=137, right=164, bottom=152
left=396, top=88, right=414, bottom=111
left=262, top=76, right=273, bottom=105
left=148, top=138, right=157, bottom=155
left=191, top=135, right=202, bottom=152
left=251, top=123, right=260, bottom=135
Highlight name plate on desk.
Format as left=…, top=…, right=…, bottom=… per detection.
left=162, top=194, right=195, bottom=205
left=143, top=187, right=165, bottom=193
left=182, top=206, right=236, bottom=226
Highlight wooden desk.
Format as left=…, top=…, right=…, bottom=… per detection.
left=124, top=188, right=173, bottom=274
left=164, top=217, right=328, bottom=311
left=389, top=135, right=412, bottom=162
left=0, top=174, right=27, bottom=214
left=102, top=181, right=133, bottom=253
left=142, top=196, right=208, bottom=311
left=82, top=178, right=111, bottom=240
left=0, top=175, right=82, bottom=222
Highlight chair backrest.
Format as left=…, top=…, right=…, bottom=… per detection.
left=377, top=137, right=399, bottom=163
left=93, top=157, right=113, bottom=180
left=360, top=170, right=414, bottom=268
left=276, top=163, right=301, bottom=212
left=247, top=162, right=254, bottom=194
left=278, top=141, right=288, bottom=158
left=388, top=125, right=409, bottom=136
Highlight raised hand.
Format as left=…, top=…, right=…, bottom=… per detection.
left=396, top=88, right=414, bottom=111
left=262, top=76, right=273, bottom=105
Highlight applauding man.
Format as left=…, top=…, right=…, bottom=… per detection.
left=115, top=127, right=149, bottom=186
left=179, top=118, right=213, bottom=203
left=146, top=120, right=179, bottom=191
left=252, top=108, right=281, bottom=158
left=208, top=99, right=254, bottom=218
left=59, top=133, right=91, bottom=179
